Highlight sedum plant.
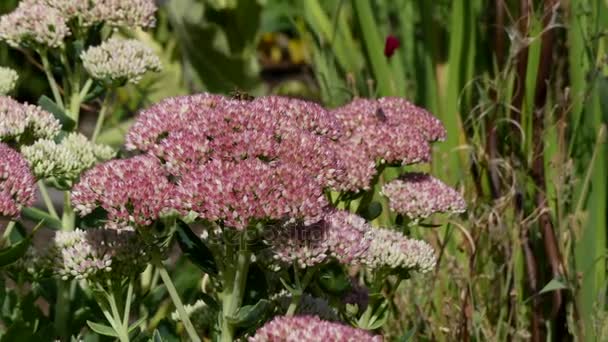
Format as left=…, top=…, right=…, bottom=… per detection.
left=0, top=1, right=465, bottom=341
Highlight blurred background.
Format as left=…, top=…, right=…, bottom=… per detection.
left=2, top=0, right=607, bottom=340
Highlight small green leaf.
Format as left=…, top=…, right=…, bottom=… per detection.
left=0, top=235, right=31, bottom=267
left=361, top=201, right=383, bottom=221
left=37, top=95, right=76, bottom=131
left=367, top=300, right=390, bottom=330
left=397, top=327, right=417, bottom=341
left=78, top=207, right=108, bottom=229
left=226, top=299, right=271, bottom=328
left=538, top=278, right=568, bottom=295
left=175, top=221, right=218, bottom=275
left=317, top=262, right=350, bottom=295
left=21, top=207, right=62, bottom=230
left=150, top=329, right=164, bottom=342
left=86, top=321, right=118, bottom=337
left=128, top=314, right=148, bottom=333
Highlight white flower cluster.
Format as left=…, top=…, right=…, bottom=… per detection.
left=43, top=228, right=150, bottom=281
left=0, top=96, right=61, bottom=144
left=21, top=132, right=115, bottom=185
left=0, top=2, right=70, bottom=49
left=81, top=38, right=162, bottom=85
left=363, top=227, right=437, bottom=274
left=39, top=0, right=157, bottom=28
left=0, top=67, right=18, bottom=95
left=381, top=173, right=466, bottom=219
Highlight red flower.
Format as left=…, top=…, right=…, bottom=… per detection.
left=384, top=35, right=400, bottom=58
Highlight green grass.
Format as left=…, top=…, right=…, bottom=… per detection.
left=299, top=0, right=608, bottom=340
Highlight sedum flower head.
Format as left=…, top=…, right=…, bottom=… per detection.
left=0, top=96, right=61, bottom=144
left=21, top=132, right=115, bottom=186
left=332, top=98, right=434, bottom=166
left=273, top=291, right=340, bottom=322
left=0, top=3, right=70, bottom=49
left=32, top=0, right=157, bottom=28
left=71, top=155, right=173, bottom=229
left=81, top=38, right=161, bottom=85
left=0, top=143, right=36, bottom=218
left=264, top=211, right=371, bottom=269
left=249, top=315, right=382, bottom=342
left=42, top=228, right=150, bottom=281
left=362, top=227, right=436, bottom=274
left=126, top=94, right=341, bottom=229
left=0, top=67, right=18, bottom=95
left=381, top=173, right=466, bottom=219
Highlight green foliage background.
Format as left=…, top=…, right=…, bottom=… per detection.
left=1, top=0, right=607, bottom=340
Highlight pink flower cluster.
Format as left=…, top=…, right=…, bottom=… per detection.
left=103, top=94, right=447, bottom=230
left=126, top=94, right=344, bottom=229
left=381, top=173, right=466, bottom=218
left=264, top=210, right=371, bottom=268
left=71, top=155, right=172, bottom=229
left=330, top=97, right=445, bottom=190
left=0, top=143, right=36, bottom=218
left=249, top=315, right=382, bottom=342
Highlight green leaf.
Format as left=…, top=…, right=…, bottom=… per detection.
left=150, top=330, right=164, bottom=342
left=317, top=262, right=350, bottom=295
left=538, top=278, right=568, bottom=295
left=37, top=95, right=76, bottom=131
left=21, top=207, right=62, bottom=230
left=361, top=201, right=383, bottom=221
left=0, top=320, right=35, bottom=342
left=398, top=327, right=417, bottom=342
left=175, top=221, right=218, bottom=275
left=86, top=321, right=118, bottom=337
left=226, top=299, right=271, bottom=328
left=78, top=207, right=108, bottom=229
left=367, top=300, right=390, bottom=330
left=0, top=235, right=31, bottom=267
left=128, top=314, right=148, bottom=333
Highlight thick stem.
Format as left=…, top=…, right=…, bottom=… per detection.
left=155, top=258, right=201, bottom=342
left=286, top=293, right=302, bottom=316
left=61, top=192, right=75, bottom=232
left=123, top=281, right=134, bottom=328
left=38, top=181, right=59, bottom=219
left=40, top=52, right=64, bottom=109
left=220, top=236, right=251, bottom=342
left=92, top=94, right=111, bottom=142
left=55, top=192, right=76, bottom=341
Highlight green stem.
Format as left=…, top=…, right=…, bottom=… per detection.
left=108, top=290, right=130, bottom=342
left=1, top=221, right=15, bottom=246
left=285, top=265, right=317, bottom=316
left=40, top=52, right=64, bottom=109
left=92, top=93, right=111, bottom=142
left=61, top=192, right=75, bottom=232
left=123, top=281, right=134, bottom=328
left=38, top=181, right=59, bottom=219
left=286, top=293, right=302, bottom=316
left=79, top=78, right=93, bottom=100
left=154, top=257, right=201, bottom=342
left=54, top=281, right=70, bottom=341
left=55, top=191, right=76, bottom=341
left=220, top=235, right=251, bottom=342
